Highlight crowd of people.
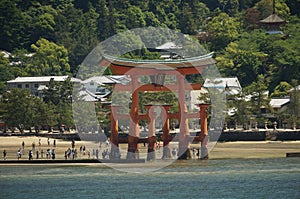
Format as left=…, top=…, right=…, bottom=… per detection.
left=1, top=138, right=111, bottom=161
left=1, top=137, right=182, bottom=161
left=2, top=138, right=58, bottom=161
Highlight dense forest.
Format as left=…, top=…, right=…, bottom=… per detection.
left=1, top=0, right=300, bottom=92
left=0, top=0, right=300, bottom=131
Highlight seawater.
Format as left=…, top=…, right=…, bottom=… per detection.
left=0, top=158, right=299, bottom=199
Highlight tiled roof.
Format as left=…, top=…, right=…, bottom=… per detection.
left=204, top=77, right=241, bottom=89
left=81, top=76, right=119, bottom=84
left=269, top=98, right=290, bottom=108
left=155, top=42, right=182, bottom=50
left=7, top=76, right=81, bottom=83
left=260, top=14, right=286, bottom=24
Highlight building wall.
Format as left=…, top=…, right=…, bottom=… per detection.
left=7, top=81, right=45, bottom=96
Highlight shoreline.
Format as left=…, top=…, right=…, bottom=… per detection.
left=0, top=136, right=300, bottom=165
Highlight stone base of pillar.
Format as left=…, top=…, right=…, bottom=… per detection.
left=177, top=134, right=191, bottom=159
left=110, top=145, right=121, bottom=160
left=200, top=147, right=208, bottom=160
left=147, top=136, right=156, bottom=161
left=177, top=148, right=191, bottom=160
left=127, top=135, right=139, bottom=160
left=200, top=135, right=209, bottom=160
left=126, top=150, right=139, bottom=159
left=147, top=148, right=155, bottom=161
left=162, top=146, right=171, bottom=159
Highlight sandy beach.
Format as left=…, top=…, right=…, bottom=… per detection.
left=0, top=136, right=300, bottom=161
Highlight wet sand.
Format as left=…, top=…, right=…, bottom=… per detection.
left=0, top=136, right=300, bottom=161
left=209, top=141, right=300, bottom=159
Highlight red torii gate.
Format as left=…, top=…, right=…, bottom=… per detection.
left=100, top=53, right=215, bottom=160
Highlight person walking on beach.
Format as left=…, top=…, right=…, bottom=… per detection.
left=38, top=139, right=41, bottom=147
left=51, top=149, right=55, bottom=160
left=172, top=148, right=177, bottom=158
left=67, top=148, right=71, bottom=159
left=80, top=146, right=83, bottom=155
left=47, top=138, right=50, bottom=146
left=53, top=139, right=56, bottom=148
left=3, top=149, right=7, bottom=160
left=28, top=150, right=33, bottom=160
left=22, top=141, right=25, bottom=149
left=17, top=148, right=22, bottom=160
left=71, top=140, right=75, bottom=149
left=46, top=149, right=50, bottom=159
left=83, top=145, right=86, bottom=155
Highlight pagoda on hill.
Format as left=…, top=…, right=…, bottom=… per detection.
left=260, top=0, right=286, bottom=34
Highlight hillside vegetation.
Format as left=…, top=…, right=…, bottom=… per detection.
left=0, top=0, right=299, bottom=94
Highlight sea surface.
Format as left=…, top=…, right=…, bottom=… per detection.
left=0, top=158, right=299, bottom=199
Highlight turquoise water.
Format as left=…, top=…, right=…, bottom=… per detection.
left=0, top=158, right=299, bottom=199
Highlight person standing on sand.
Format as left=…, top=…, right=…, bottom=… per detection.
left=53, top=140, right=56, bottom=148
left=96, top=148, right=99, bottom=160
left=64, top=151, right=67, bottom=160
left=47, top=138, right=50, bottom=146
left=22, top=141, right=25, bottom=149
left=3, top=149, right=7, bottom=160
left=32, top=142, right=36, bottom=151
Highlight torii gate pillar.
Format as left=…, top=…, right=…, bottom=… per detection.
left=198, top=103, right=209, bottom=159
left=145, top=105, right=157, bottom=161
left=161, top=105, right=172, bottom=159
left=127, top=75, right=140, bottom=159
left=110, top=105, right=120, bottom=159
left=177, top=75, right=191, bottom=160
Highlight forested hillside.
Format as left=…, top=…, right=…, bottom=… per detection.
left=1, top=0, right=300, bottom=95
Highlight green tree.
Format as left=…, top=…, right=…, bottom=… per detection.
left=228, top=75, right=270, bottom=128
left=94, top=0, right=112, bottom=41
left=53, top=6, right=88, bottom=74
left=0, top=54, right=14, bottom=94
left=270, top=81, right=292, bottom=97
left=179, top=3, right=198, bottom=34
left=42, top=77, right=74, bottom=128
left=144, top=11, right=161, bottom=27
left=26, top=5, right=57, bottom=42
left=206, top=12, right=241, bottom=51
left=125, top=6, right=146, bottom=29
left=26, top=38, right=70, bottom=76
left=148, top=0, right=179, bottom=29
left=286, top=0, right=300, bottom=16
left=0, top=0, right=28, bottom=51
left=216, top=40, right=268, bottom=87
left=226, top=92, right=251, bottom=129
left=0, top=89, right=50, bottom=132
left=255, top=0, right=290, bottom=18
left=244, top=75, right=270, bottom=117
left=243, top=7, right=261, bottom=30
left=219, top=0, right=239, bottom=16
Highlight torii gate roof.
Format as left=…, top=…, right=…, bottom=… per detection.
left=100, top=52, right=215, bottom=75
